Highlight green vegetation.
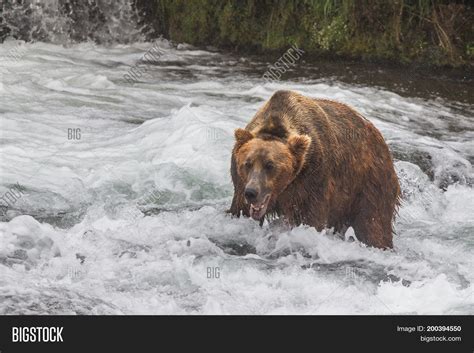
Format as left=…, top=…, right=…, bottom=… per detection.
left=137, top=0, right=473, bottom=67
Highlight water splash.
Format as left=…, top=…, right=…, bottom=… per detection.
left=1, top=0, right=144, bottom=44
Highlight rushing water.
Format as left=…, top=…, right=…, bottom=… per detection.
left=1, top=8, right=473, bottom=314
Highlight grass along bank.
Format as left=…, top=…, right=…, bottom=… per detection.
left=136, top=0, right=473, bottom=68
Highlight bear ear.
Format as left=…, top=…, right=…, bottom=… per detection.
left=234, top=128, right=254, bottom=148
left=288, top=134, right=311, bottom=174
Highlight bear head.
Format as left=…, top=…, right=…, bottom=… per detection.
left=233, top=125, right=311, bottom=221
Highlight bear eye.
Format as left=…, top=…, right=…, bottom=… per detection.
left=264, top=161, right=274, bottom=171
left=245, top=160, right=252, bottom=169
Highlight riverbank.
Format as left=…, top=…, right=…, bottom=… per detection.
left=136, top=0, right=473, bottom=69
left=2, top=0, right=473, bottom=69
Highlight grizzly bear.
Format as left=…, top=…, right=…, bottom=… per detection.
left=229, top=90, right=400, bottom=249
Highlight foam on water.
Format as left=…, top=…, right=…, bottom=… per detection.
left=0, top=40, right=473, bottom=314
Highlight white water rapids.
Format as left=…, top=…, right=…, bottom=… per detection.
left=0, top=38, right=473, bottom=314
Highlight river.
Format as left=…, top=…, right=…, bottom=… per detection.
left=0, top=15, right=473, bottom=314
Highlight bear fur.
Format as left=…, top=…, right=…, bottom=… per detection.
left=230, top=90, right=400, bottom=249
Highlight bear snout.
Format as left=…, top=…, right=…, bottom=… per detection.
left=244, top=187, right=258, bottom=202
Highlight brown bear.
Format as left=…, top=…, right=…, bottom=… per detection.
left=229, top=90, right=400, bottom=249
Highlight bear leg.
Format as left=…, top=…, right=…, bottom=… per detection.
left=229, top=191, right=248, bottom=217
left=351, top=200, right=394, bottom=249
left=229, top=154, right=249, bottom=217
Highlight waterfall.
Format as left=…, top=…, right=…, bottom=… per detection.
left=1, top=0, right=146, bottom=44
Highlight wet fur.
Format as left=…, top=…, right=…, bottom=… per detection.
left=230, top=90, right=401, bottom=249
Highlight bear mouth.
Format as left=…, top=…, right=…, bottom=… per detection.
left=249, top=194, right=271, bottom=221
